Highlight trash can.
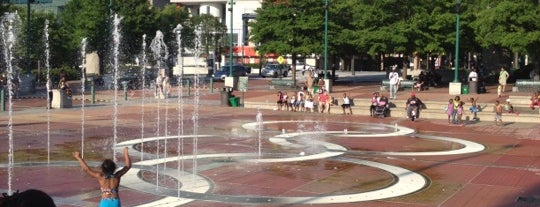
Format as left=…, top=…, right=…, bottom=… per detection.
left=229, top=97, right=240, bottom=107
left=221, top=88, right=232, bottom=106
left=468, top=81, right=477, bottom=94
left=461, top=85, right=469, bottom=95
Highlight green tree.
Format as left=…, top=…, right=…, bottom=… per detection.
left=470, top=0, right=540, bottom=65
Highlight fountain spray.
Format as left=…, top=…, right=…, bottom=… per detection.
left=112, top=14, right=122, bottom=162
left=2, top=11, right=20, bottom=196
left=80, top=38, right=87, bottom=158
left=44, top=19, right=51, bottom=163
left=174, top=23, right=184, bottom=197
left=140, top=34, right=147, bottom=161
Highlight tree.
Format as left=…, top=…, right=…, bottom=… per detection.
left=470, top=0, right=540, bottom=69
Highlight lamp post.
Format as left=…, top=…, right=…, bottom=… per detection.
left=228, top=0, right=234, bottom=77
left=323, top=0, right=328, bottom=80
left=453, top=0, right=461, bottom=83
left=323, top=0, right=332, bottom=92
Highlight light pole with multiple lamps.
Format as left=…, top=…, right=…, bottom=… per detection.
left=323, top=0, right=331, bottom=92
left=228, top=0, right=234, bottom=77
left=449, top=0, right=462, bottom=95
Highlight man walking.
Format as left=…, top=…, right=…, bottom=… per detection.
left=498, top=67, right=510, bottom=93
left=388, top=66, right=400, bottom=99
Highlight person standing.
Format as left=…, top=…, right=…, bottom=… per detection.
left=498, top=67, right=510, bottom=93
left=155, top=74, right=163, bottom=98
left=388, top=67, right=400, bottom=99
left=494, top=100, right=503, bottom=126
left=73, top=147, right=131, bottom=207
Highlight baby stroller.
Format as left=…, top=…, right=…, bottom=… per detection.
left=373, top=98, right=389, bottom=117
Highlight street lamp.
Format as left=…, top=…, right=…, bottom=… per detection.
left=323, top=0, right=328, bottom=80
left=228, top=0, right=234, bottom=77
left=453, top=0, right=461, bottom=83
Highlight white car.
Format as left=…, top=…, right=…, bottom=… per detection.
left=295, top=63, right=315, bottom=71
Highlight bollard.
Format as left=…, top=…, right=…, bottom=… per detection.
left=210, top=78, right=214, bottom=93
left=1, top=87, right=4, bottom=112
left=122, top=81, right=128, bottom=101
left=90, top=84, right=95, bottom=104
left=186, top=79, right=190, bottom=96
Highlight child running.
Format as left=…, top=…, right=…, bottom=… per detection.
left=469, top=97, right=479, bottom=120
left=446, top=99, right=454, bottom=125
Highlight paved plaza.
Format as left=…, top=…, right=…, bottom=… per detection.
left=1, top=72, right=540, bottom=207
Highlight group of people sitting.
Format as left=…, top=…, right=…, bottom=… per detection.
left=276, top=88, right=338, bottom=113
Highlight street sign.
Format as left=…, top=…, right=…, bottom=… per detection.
left=238, top=76, right=248, bottom=92
left=277, top=56, right=285, bottom=64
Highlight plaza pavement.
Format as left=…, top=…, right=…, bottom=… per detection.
left=1, top=71, right=540, bottom=207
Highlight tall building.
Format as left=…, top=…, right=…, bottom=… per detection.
left=171, top=0, right=262, bottom=64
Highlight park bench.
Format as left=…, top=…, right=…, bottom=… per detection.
left=269, top=79, right=298, bottom=89
left=515, top=79, right=540, bottom=91
left=381, top=79, right=415, bottom=91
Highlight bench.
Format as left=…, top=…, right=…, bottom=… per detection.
left=269, top=79, right=298, bottom=89
left=515, top=79, right=540, bottom=91
left=381, top=80, right=415, bottom=91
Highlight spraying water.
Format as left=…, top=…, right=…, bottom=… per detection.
left=173, top=24, right=184, bottom=197
left=44, top=19, right=51, bottom=163
left=150, top=30, right=168, bottom=189
left=191, top=25, right=203, bottom=176
left=80, top=38, right=88, bottom=157
left=256, top=108, right=263, bottom=157
left=2, top=11, right=20, bottom=196
left=112, top=14, right=122, bottom=161
left=140, top=34, right=147, bottom=161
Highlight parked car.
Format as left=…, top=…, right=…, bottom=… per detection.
left=261, top=63, right=288, bottom=78
left=212, top=64, right=249, bottom=81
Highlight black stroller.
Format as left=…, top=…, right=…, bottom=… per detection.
left=373, top=97, right=389, bottom=117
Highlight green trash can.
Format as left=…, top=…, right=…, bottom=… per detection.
left=461, top=85, right=469, bottom=94
left=229, top=97, right=240, bottom=107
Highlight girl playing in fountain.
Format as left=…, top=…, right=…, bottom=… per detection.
left=73, top=147, right=131, bottom=207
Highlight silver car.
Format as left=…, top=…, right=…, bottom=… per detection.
left=261, top=63, right=288, bottom=78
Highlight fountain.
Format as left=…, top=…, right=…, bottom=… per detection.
left=173, top=23, right=185, bottom=197
left=44, top=19, right=51, bottom=163
left=1, top=11, right=20, bottom=196
left=256, top=108, right=263, bottom=157
left=191, top=24, right=203, bottom=176
left=111, top=14, right=122, bottom=161
left=80, top=38, right=88, bottom=157
left=150, top=30, right=168, bottom=189
left=140, top=34, right=147, bottom=161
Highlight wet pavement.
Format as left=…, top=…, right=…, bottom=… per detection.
left=1, top=71, right=540, bottom=207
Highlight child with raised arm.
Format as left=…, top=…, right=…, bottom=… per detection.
left=73, top=147, right=131, bottom=207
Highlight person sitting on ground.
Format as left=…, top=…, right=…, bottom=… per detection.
left=73, top=147, right=131, bottom=207
left=276, top=91, right=285, bottom=110
left=414, top=71, right=427, bottom=91
left=58, top=77, right=72, bottom=97
left=369, top=92, right=380, bottom=117
left=289, top=95, right=296, bottom=112
left=503, top=99, right=519, bottom=115
left=530, top=91, right=540, bottom=110
left=304, top=94, right=315, bottom=113
left=341, top=92, right=352, bottom=115
left=295, top=90, right=306, bottom=112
